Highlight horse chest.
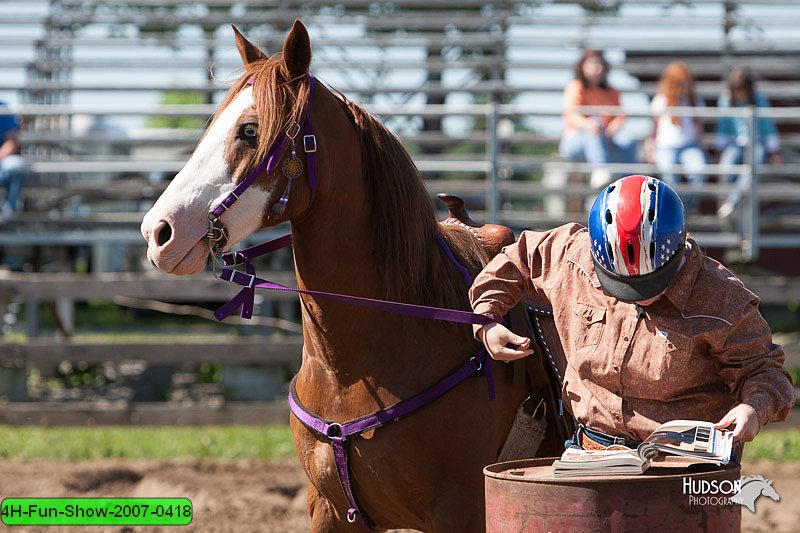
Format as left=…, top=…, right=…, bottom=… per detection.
left=300, top=431, right=399, bottom=501
left=298, top=437, right=338, bottom=489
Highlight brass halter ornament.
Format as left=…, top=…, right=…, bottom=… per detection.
left=272, top=122, right=304, bottom=216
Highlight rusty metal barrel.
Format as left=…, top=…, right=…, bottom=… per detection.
left=484, top=458, right=741, bottom=532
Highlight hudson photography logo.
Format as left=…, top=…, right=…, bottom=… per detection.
left=682, top=475, right=781, bottom=512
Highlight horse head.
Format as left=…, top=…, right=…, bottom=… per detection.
left=141, top=20, right=321, bottom=275
left=141, top=19, right=482, bottom=317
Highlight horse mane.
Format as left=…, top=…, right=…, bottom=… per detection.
left=331, top=92, right=491, bottom=315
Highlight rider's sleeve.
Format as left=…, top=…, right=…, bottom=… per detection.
left=711, top=297, right=797, bottom=427
left=469, top=223, right=583, bottom=320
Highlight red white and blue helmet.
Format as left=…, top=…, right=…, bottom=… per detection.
left=588, top=175, right=686, bottom=302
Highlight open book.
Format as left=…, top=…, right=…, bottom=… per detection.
left=553, top=420, right=734, bottom=477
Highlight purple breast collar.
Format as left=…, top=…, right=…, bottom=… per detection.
left=289, top=346, right=492, bottom=529
left=207, top=72, right=499, bottom=531
left=215, top=235, right=496, bottom=531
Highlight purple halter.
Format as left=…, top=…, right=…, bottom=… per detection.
left=207, top=72, right=500, bottom=531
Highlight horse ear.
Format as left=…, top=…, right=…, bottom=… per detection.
left=282, top=19, right=312, bottom=78
left=232, top=25, right=266, bottom=65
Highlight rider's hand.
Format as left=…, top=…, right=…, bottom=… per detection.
left=476, top=322, right=533, bottom=362
left=714, top=403, right=760, bottom=443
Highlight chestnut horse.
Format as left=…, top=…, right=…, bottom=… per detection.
left=142, top=20, right=549, bottom=532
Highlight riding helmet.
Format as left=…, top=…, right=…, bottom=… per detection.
left=588, top=175, right=686, bottom=302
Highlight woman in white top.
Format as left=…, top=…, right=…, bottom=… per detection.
left=647, top=62, right=706, bottom=198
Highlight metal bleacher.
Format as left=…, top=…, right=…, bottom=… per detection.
left=0, top=1, right=797, bottom=245
left=1, top=0, right=800, bottom=422
left=0, top=1, right=798, bottom=290
left=0, top=0, right=797, bottom=266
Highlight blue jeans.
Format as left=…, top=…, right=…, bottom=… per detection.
left=720, top=143, right=766, bottom=181
left=559, top=130, right=637, bottom=166
left=564, top=424, right=642, bottom=450
left=654, top=144, right=707, bottom=187
left=718, top=143, right=766, bottom=213
left=0, top=155, right=27, bottom=212
left=654, top=144, right=706, bottom=207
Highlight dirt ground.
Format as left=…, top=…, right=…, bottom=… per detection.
left=0, top=459, right=310, bottom=533
left=0, top=458, right=797, bottom=532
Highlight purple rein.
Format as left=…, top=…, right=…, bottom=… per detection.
left=214, top=234, right=495, bottom=326
left=207, top=72, right=496, bottom=332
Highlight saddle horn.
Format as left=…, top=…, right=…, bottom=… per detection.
left=437, top=193, right=515, bottom=257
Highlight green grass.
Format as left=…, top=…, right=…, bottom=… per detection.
left=746, top=429, right=800, bottom=462
left=0, top=425, right=295, bottom=461
left=0, top=425, right=797, bottom=463
left=147, top=91, right=208, bottom=130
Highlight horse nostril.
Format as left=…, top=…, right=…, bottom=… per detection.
left=155, top=221, right=173, bottom=247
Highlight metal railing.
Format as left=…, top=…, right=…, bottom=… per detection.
left=7, top=102, right=800, bottom=262
left=482, top=103, right=799, bottom=262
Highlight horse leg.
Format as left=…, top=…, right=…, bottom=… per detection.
left=306, top=484, right=352, bottom=533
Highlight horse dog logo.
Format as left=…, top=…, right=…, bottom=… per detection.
left=730, top=475, right=781, bottom=513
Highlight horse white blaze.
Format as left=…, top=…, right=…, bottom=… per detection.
left=141, top=86, right=271, bottom=275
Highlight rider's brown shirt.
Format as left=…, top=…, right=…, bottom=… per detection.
left=470, top=223, right=795, bottom=441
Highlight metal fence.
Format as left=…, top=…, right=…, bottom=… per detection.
left=9, top=101, right=800, bottom=261
left=2, top=0, right=800, bottom=423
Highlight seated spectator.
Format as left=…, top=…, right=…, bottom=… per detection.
left=559, top=49, right=636, bottom=188
left=716, top=68, right=782, bottom=217
left=647, top=62, right=706, bottom=203
left=0, top=100, right=26, bottom=216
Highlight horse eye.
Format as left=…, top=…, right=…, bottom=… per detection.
left=239, top=123, right=258, bottom=141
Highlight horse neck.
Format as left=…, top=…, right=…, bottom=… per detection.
left=288, top=97, right=474, bottom=396
left=289, top=89, right=385, bottom=325
left=291, top=203, right=477, bottom=410
left=290, top=186, right=383, bottom=321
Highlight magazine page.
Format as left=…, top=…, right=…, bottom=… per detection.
left=554, top=420, right=733, bottom=478
left=557, top=445, right=640, bottom=464
left=553, top=446, right=650, bottom=477
left=641, top=420, right=733, bottom=464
